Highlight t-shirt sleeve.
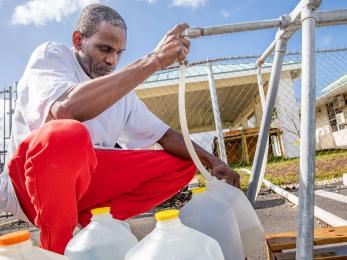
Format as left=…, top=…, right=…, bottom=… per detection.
left=24, top=44, right=79, bottom=130
left=118, top=92, right=170, bottom=149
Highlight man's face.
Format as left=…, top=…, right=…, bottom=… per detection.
left=75, top=21, right=127, bottom=78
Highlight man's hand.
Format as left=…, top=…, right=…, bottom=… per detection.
left=152, top=23, right=190, bottom=69
left=210, top=160, right=241, bottom=188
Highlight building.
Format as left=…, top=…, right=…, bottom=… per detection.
left=316, top=73, right=347, bottom=150
left=136, top=59, right=302, bottom=161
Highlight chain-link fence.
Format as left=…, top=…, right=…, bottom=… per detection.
left=1, top=48, right=347, bottom=186
left=138, top=47, right=347, bottom=186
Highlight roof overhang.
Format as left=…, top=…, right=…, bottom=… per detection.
left=136, top=62, right=301, bottom=133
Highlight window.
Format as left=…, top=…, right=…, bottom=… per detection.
left=326, top=102, right=343, bottom=132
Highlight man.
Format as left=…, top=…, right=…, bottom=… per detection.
left=0, top=4, right=240, bottom=254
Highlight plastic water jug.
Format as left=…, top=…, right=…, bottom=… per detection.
left=180, top=187, right=245, bottom=260
left=125, top=209, right=225, bottom=260
left=204, top=180, right=264, bottom=256
left=0, top=230, right=68, bottom=260
left=177, top=63, right=263, bottom=256
left=64, top=207, right=138, bottom=260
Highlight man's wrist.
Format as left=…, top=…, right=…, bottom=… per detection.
left=146, top=52, right=162, bottom=71
left=208, top=155, right=224, bottom=168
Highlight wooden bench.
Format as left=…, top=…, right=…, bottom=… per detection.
left=266, top=226, right=347, bottom=259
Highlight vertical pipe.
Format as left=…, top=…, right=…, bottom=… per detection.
left=207, top=62, right=228, bottom=164
left=8, top=85, right=12, bottom=136
left=296, top=6, right=316, bottom=260
left=247, top=38, right=288, bottom=204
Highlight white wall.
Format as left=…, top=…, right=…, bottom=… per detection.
left=274, top=72, right=301, bottom=158
left=316, top=104, right=336, bottom=150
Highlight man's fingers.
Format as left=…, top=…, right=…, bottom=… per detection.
left=168, top=23, right=189, bottom=37
left=180, top=38, right=190, bottom=48
left=234, top=175, right=240, bottom=188
left=234, top=173, right=241, bottom=188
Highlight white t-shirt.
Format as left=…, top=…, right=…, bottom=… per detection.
left=0, top=41, right=169, bottom=222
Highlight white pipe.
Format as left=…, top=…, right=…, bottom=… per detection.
left=178, top=64, right=214, bottom=182
left=241, top=168, right=347, bottom=227
left=315, top=9, right=347, bottom=27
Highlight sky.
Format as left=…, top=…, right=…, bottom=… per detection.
left=0, top=0, right=346, bottom=88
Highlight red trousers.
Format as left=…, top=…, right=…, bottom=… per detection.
left=7, top=120, right=196, bottom=254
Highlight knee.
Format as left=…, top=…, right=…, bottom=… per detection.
left=34, top=119, right=91, bottom=150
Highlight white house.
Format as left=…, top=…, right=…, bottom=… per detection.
left=316, top=73, right=347, bottom=150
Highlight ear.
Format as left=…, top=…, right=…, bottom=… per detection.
left=73, top=31, right=83, bottom=50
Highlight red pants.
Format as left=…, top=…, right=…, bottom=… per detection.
left=7, top=120, right=196, bottom=254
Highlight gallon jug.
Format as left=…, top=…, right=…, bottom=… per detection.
left=180, top=187, right=244, bottom=260
left=205, top=179, right=264, bottom=257
left=0, top=230, right=68, bottom=260
left=64, top=207, right=138, bottom=260
left=125, top=209, right=225, bottom=260
left=177, top=63, right=263, bottom=257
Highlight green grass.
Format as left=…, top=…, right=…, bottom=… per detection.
left=238, top=149, right=347, bottom=190
left=197, top=150, right=347, bottom=191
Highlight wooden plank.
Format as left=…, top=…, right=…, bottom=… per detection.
left=267, top=226, right=347, bottom=251
left=266, top=240, right=277, bottom=260
left=273, top=244, right=347, bottom=260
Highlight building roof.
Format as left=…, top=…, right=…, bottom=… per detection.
left=316, top=72, right=347, bottom=107
left=140, top=60, right=300, bottom=87
left=322, top=73, right=347, bottom=93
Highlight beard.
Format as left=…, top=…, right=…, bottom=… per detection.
left=77, top=48, right=114, bottom=79
left=78, top=49, right=97, bottom=79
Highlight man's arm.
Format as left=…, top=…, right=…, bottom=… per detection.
left=158, top=128, right=240, bottom=187
left=49, top=23, right=190, bottom=122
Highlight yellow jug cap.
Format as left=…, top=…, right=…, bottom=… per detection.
left=191, top=187, right=206, bottom=194
left=155, top=209, right=179, bottom=221
left=91, top=207, right=111, bottom=215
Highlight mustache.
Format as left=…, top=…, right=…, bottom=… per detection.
left=95, top=66, right=115, bottom=75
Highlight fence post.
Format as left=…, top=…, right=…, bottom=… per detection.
left=247, top=37, right=288, bottom=204
left=207, top=62, right=228, bottom=164
left=296, top=5, right=317, bottom=259
left=255, top=67, right=270, bottom=198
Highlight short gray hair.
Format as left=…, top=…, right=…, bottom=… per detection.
left=76, top=4, right=127, bottom=38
